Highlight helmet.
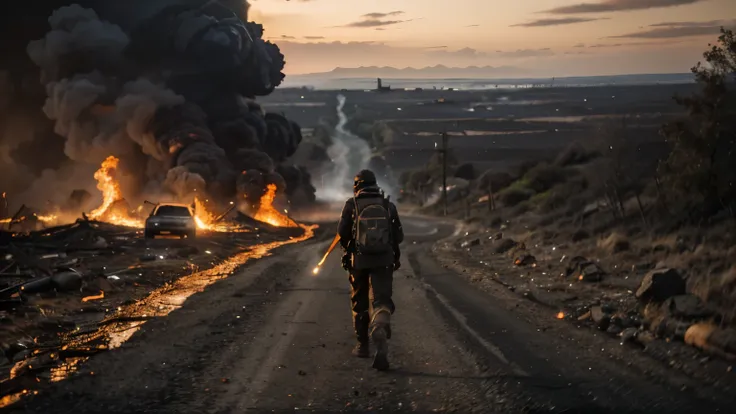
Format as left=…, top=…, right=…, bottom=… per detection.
left=353, top=169, right=377, bottom=192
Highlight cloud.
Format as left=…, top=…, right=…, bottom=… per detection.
left=362, top=11, right=404, bottom=19
left=341, top=11, right=411, bottom=28
left=304, top=36, right=325, bottom=40
left=496, top=48, right=555, bottom=57
left=609, top=19, right=735, bottom=38
left=425, top=46, right=448, bottom=49
left=466, top=24, right=480, bottom=27
left=281, top=35, right=296, bottom=39
left=574, top=43, right=586, bottom=47
left=511, top=17, right=607, bottom=27
left=588, top=40, right=683, bottom=47
left=543, top=0, right=708, bottom=14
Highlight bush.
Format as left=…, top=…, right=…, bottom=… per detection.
left=524, top=163, right=568, bottom=193
left=476, top=170, right=514, bottom=193
left=499, top=187, right=534, bottom=207
left=454, top=163, right=476, bottom=180
left=555, top=142, right=600, bottom=167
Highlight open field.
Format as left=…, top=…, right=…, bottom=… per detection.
left=261, top=83, right=696, bottom=175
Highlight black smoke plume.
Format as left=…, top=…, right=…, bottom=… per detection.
left=0, top=1, right=314, bottom=216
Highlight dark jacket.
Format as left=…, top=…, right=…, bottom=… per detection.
left=337, top=185, right=404, bottom=269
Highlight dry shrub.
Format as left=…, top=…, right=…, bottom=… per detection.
left=597, top=232, right=631, bottom=254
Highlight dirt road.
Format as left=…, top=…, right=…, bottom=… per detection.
left=6, top=217, right=733, bottom=413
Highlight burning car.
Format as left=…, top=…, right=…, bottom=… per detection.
left=144, top=203, right=197, bottom=239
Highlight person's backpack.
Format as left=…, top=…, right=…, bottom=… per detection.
left=353, top=195, right=393, bottom=255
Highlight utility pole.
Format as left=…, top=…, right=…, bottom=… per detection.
left=439, top=130, right=449, bottom=216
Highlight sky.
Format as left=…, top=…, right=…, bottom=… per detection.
left=248, top=0, right=736, bottom=76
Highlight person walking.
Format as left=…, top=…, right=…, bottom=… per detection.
left=337, top=169, right=403, bottom=371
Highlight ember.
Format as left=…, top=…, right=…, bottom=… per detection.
left=254, top=184, right=298, bottom=228
left=556, top=311, right=565, bottom=320
left=81, top=290, right=105, bottom=302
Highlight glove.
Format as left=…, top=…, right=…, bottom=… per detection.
left=341, top=253, right=352, bottom=272
left=393, top=261, right=401, bottom=271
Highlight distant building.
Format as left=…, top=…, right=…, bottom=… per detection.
left=376, top=78, right=391, bottom=92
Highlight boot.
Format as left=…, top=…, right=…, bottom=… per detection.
left=351, top=341, right=370, bottom=358
left=370, top=308, right=391, bottom=371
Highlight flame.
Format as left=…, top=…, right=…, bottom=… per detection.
left=254, top=184, right=297, bottom=227
left=193, top=197, right=248, bottom=232
left=35, top=214, right=57, bottom=223
left=88, top=156, right=143, bottom=228
left=312, top=266, right=320, bottom=275
left=82, top=290, right=105, bottom=302
left=556, top=312, right=565, bottom=320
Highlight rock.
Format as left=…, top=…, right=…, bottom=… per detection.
left=707, top=328, right=736, bottom=356
left=51, top=270, right=83, bottom=292
left=514, top=254, right=536, bottom=267
left=636, top=330, right=655, bottom=345
left=566, top=256, right=606, bottom=282
left=493, top=232, right=503, bottom=240
left=661, top=294, right=713, bottom=320
left=494, top=238, right=517, bottom=254
left=461, top=239, right=481, bottom=248
left=607, top=324, right=623, bottom=336
left=652, top=317, right=692, bottom=340
left=591, top=306, right=611, bottom=330
left=578, top=263, right=605, bottom=282
left=620, top=327, right=639, bottom=344
left=635, top=268, right=686, bottom=303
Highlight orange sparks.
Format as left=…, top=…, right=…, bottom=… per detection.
left=254, top=184, right=297, bottom=228
left=82, top=291, right=105, bottom=302
left=88, top=156, right=143, bottom=228
left=556, top=311, right=565, bottom=320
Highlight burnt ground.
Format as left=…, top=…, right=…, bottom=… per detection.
left=0, top=219, right=313, bottom=404
left=2, top=216, right=733, bottom=413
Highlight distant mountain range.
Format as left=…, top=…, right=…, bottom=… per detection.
left=294, top=65, right=527, bottom=79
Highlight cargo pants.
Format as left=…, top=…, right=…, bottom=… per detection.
left=349, top=265, right=395, bottom=344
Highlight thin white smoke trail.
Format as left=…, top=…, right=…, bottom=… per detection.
left=315, top=94, right=371, bottom=202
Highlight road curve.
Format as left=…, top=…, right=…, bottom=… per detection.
left=7, top=216, right=733, bottom=413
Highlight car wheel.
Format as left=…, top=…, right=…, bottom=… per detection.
left=144, top=230, right=155, bottom=239
left=187, top=230, right=196, bottom=240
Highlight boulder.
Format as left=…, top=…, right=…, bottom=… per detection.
left=494, top=238, right=517, bottom=254
left=661, top=294, right=713, bottom=320
left=635, top=268, right=686, bottom=303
